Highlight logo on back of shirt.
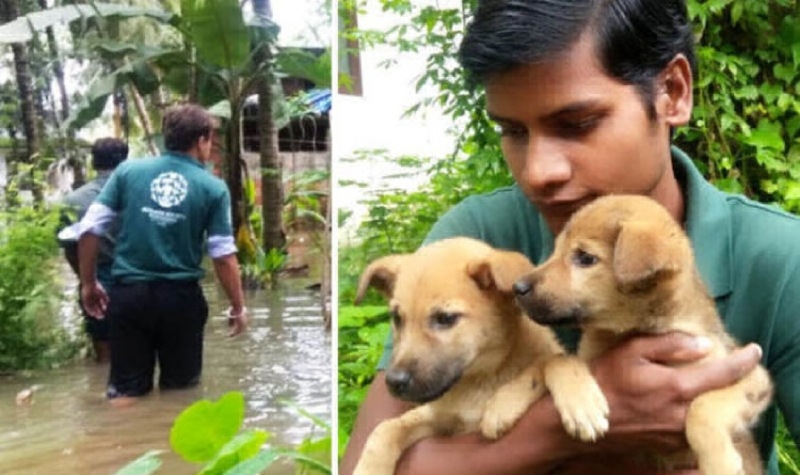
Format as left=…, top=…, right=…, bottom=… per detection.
left=150, top=171, right=188, bottom=208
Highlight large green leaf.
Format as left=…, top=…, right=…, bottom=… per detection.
left=170, top=391, right=246, bottom=463
left=276, top=48, right=331, bottom=88
left=181, top=0, right=249, bottom=70
left=198, top=429, right=270, bottom=475
left=0, top=3, right=174, bottom=44
left=63, top=60, right=160, bottom=131
left=221, top=449, right=282, bottom=475
left=114, top=450, right=164, bottom=475
left=63, top=70, right=116, bottom=131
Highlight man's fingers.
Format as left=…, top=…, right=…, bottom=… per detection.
left=227, top=316, right=247, bottom=337
left=632, top=332, right=712, bottom=364
left=672, top=343, right=762, bottom=399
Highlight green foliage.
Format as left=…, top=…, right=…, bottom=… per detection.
left=115, top=451, right=163, bottom=475
left=778, top=413, right=800, bottom=474
left=284, top=169, right=330, bottom=232
left=170, top=392, right=250, bottom=463
left=337, top=305, right=390, bottom=447
left=180, top=0, right=250, bottom=70
left=675, top=1, right=800, bottom=212
left=0, top=3, right=175, bottom=44
left=0, top=205, right=80, bottom=371
left=241, top=247, right=289, bottom=288
left=117, top=392, right=331, bottom=475
left=278, top=48, right=332, bottom=89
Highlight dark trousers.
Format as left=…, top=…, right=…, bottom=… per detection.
left=106, top=280, right=208, bottom=398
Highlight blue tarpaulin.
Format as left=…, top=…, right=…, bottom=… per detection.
left=304, top=88, right=332, bottom=113
left=244, top=88, right=331, bottom=114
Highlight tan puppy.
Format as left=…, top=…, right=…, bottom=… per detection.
left=352, top=237, right=609, bottom=475
left=514, top=195, right=773, bottom=475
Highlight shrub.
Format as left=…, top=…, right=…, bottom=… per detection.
left=0, top=205, right=80, bottom=371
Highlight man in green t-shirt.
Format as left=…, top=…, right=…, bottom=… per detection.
left=58, top=137, right=128, bottom=363
left=77, top=104, right=247, bottom=401
left=341, top=1, right=799, bottom=474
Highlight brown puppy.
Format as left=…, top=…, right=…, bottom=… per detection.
left=514, top=195, right=773, bottom=475
left=352, top=237, right=609, bottom=475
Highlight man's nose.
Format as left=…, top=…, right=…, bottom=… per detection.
left=523, top=137, right=572, bottom=191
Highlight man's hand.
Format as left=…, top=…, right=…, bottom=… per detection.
left=81, top=281, right=108, bottom=318
left=550, top=332, right=763, bottom=473
left=227, top=306, right=248, bottom=337
left=586, top=332, right=762, bottom=453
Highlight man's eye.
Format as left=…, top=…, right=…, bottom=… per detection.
left=572, top=249, right=599, bottom=267
left=556, top=117, right=600, bottom=138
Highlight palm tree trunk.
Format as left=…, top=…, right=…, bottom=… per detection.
left=1, top=0, right=37, bottom=160
left=37, top=0, right=85, bottom=188
left=223, top=81, right=246, bottom=235
left=253, top=0, right=285, bottom=252
left=1, top=0, right=43, bottom=203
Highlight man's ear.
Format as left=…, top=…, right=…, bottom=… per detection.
left=657, top=54, right=693, bottom=128
left=613, top=220, right=682, bottom=291
left=467, top=249, right=535, bottom=294
left=355, top=255, right=406, bottom=304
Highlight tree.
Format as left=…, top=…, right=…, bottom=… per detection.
left=252, top=0, right=285, bottom=253
left=0, top=0, right=43, bottom=203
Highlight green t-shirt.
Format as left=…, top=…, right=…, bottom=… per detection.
left=96, top=152, right=233, bottom=282
left=377, top=147, right=800, bottom=472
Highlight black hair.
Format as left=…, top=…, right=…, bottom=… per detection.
left=458, top=0, right=696, bottom=118
left=162, top=104, right=215, bottom=152
left=91, top=137, right=128, bottom=170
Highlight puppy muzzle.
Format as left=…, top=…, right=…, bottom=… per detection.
left=385, top=363, right=463, bottom=403
left=514, top=277, right=585, bottom=327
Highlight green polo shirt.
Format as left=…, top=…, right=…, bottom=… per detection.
left=96, top=152, right=232, bottom=282
left=376, top=147, right=800, bottom=472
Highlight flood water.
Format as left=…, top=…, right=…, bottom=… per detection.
left=0, top=271, right=332, bottom=475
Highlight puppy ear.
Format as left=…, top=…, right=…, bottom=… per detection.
left=467, top=250, right=535, bottom=293
left=613, top=220, right=682, bottom=291
left=355, top=255, right=406, bottom=304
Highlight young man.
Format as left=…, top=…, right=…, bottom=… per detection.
left=77, top=104, right=247, bottom=400
left=58, top=137, right=128, bottom=363
left=341, top=0, right=799, bottom=473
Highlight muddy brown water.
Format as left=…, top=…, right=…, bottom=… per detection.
left=0, top=273, right=331, bottom=475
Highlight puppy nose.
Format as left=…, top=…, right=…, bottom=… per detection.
left=513, top=279, right=532, bottom=296
left=385, top=369, right=412, bottom=395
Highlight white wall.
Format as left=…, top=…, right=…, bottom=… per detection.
left=265, top=0, right=330, bottom=48
left=334, top=0, right=461, bottom=236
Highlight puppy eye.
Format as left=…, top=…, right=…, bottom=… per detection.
left=391, top=309, right=402, bottom=328
left=572, top=249, right=599, bottom=268
left=430, top=311, right=461, bottom=330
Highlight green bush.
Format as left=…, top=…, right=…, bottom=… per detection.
left=676, top=0, right=800, bottom=212
left=0, top=205, right=80, bottom=371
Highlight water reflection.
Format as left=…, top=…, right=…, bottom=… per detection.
left=0, top=276, right=331, bottom=475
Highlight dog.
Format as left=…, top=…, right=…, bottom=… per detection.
left=514, top=194, right=773, bottom=475
left=352, top=237, right=609, bottom=475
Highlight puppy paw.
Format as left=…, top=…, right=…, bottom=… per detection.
left=553, top=379, right=609, bottom=442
